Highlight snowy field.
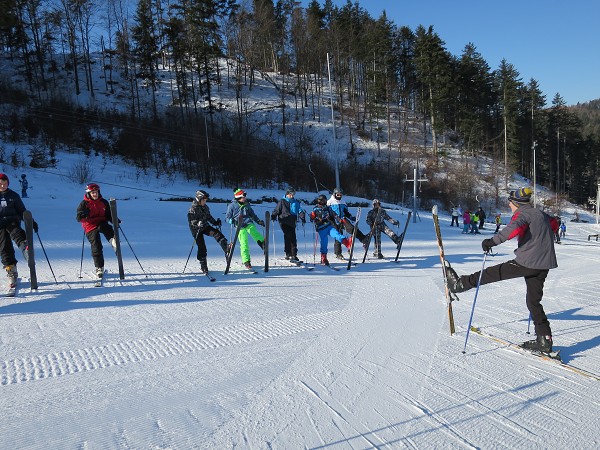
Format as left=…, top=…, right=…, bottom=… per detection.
left=1, top=156, right=600, bottom=449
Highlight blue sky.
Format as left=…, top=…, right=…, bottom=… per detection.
left=308, top=1, right=599, bottom=106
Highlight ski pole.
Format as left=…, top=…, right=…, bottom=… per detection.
left=118, top=225, right=147, bottom=276
left=79, top=231, right=85, bottom=279
left=271, top=217, right=276, bottom=261
left=462, top=252, right=489, bottom=354
left=526, top=313, right=532, bottom=334
left=35, top=231, right=59, bottom=285
left=182, top=229, right=201, bottom=274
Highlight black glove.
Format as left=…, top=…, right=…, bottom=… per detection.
left=271, top=214, right=277, bottom=222
left=393, top=219, right=400, bottom=226
left=257, top=219, right=265, bottom=227
left=215, top=218, right=222, bottom=227
left=349, top=215, right=356, bottom=222
left=33, top=220, right=39, bottom=233
left=482, top=238, right=495, bottom=253
left=76, top=208, right=89, bottom=221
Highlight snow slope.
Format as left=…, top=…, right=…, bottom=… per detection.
left=1, top=153, right=600, bottom=449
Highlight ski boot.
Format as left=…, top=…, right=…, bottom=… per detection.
left=5, top=264, right=17, bottom=287
left=244, top=261, right=253, bottom=270
left=335, top=253, right=346, bottom=261
left=290, top=255, right=300, bottom=263
left=199, top=258, right=209, bottom=274
left=444, top=261, right=466, bottom=293
left=320, top=253, right=330, bottom=266
left=521, top=335, right=553, bottom=353
left=95, top=267, right=104, bottom=278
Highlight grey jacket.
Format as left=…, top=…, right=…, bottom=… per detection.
left=491, top=203, right=558, bottom=270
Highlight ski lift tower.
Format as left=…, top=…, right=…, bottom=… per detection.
left=404, top=168, right=429, bottom=223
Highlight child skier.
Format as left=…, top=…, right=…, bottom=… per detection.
left=187, top=190, right=229, bottom=274
left=0, top=173, right=37, bottom=291
left=365, top=199, right=400, bottom=259
left=445, top=188, right=559, bottom=353
left=76, top=183, right=118, bottom=279
left=19, top=174, right=28, bottom=198
left=271, top=187, right=306, bottom=263
left=327, top=188, right=367, bottom=260
left=310, top=194, right=351, bottom=265
left=225, top=188, right=265, bottom=271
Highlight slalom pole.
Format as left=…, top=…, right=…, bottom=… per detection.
left=35, top=232, right=59, bottom=284
left=79, top=231, right=85, bottom=279
left=272, top=217, right=276, bottom=261
left=462, top=252, right=489, bottom=354
left=118, top=225, right=147, bottom=276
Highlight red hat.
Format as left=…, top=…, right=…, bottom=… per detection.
left=0, top=173, right=9, bottom=185
left=234, top=188, right=246, bottom=199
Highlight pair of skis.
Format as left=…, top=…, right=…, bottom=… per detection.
left=5, top=211, right=37, bottom=297
left=359, top=209, right=411, bottom=265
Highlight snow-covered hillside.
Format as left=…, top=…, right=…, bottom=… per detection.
left=1, top=150, right=600, bottom=449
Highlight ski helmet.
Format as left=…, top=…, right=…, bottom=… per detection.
left=286, top=186, right=296, bottom=195
left=195, top=190, right=209, bottom=201
left=317, top=194, right=327, bottom=205
left=234, top=188, right=246, bottom=200
left=333, top=188, right=343, bottom=198
left=372, top=198, right=380, bottom=206
left=85, top=183, right=100, bottom=198
left=0, top=173, right=8, bottom=185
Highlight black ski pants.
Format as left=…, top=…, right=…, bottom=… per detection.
left=460, top=259, right=552, bottom=337
left=86, top=222, right=115, bottom=269
left=195, top=226, right=227, bottom=261
left=451, top=216, right=459, bottom=226
left=334, top=219, right=366, bottom=255
left=371, top=225, right=399, bottom=253
left=280, top=222, right=298, bottom=257
left=0, top=223, right=27, bottom=267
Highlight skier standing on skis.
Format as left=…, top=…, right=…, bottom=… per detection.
left=0, top=173, right=37, bottom=289
left=446, top=187, right=559, bottom=353
left=225, top=188, right=265, bottom=271
left=366, top=199, right=401, bottom=259
left=76, top=183, right=118, bottom=279
left=19, top=174, right=29, bottom=198
left=271, top=187, right=305, bottom=263
left=187, top=190, right=229, bottom=274
left=310, top=194, right=352, bottom=265
left=327, top=188, right=367, bottom=260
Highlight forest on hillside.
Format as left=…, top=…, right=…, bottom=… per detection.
left=1, top=0, right=599, bottom=207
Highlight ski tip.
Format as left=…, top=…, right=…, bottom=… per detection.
left=432, top=205, right=438, bottom=215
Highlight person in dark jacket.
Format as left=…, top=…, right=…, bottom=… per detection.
left=365, top=199, right=401, bottom=258
left=271, top=187, right=305, bottom=263
left=0, top=173, right=37, bottom=288
left=76, top=183, right=118, bottom=278
left=327, top=188, right=367, bottom=260
left=187, top=190, right=229, bottom=273
left=446, top=188, right=559, bottom=353
left=310, top=194, right=351, bottom=266
left=477, top=206, right=487, bottom=230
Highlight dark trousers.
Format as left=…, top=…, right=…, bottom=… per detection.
left=0, top=224, right=27, bottom=267
left=451, top=216, right=459, bottom=226
left=334, top=219, right=366, bottom=255
left=86, top=222, right=115, bottom=269
left=461, top=260, right=551, bottom=336
left=371, top=225, right=399, bottom=253
left=281, top=222, right=298, bottom=257
left=195, top=226, right=227, bottom=261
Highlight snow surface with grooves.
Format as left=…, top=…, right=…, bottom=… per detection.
left=1, top=152, right=600, bottom=449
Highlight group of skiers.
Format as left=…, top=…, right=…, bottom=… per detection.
left=186, top=186, right=405, bottom=272
left=0, top=176, right=562, bottom=355
left=450, top=206, right=489, bottom=234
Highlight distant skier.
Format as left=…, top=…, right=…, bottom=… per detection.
left=310, top=194, right=351, bottom=265
left=0, top=173, right=37, bottom=290
left=450, top=206, right=460, bottom=227
left=19, top=174, right=28, bottom=198
left=271, top=187, right=305, bottom=263
left=187, top=190, right=229, bottom=274
left=327, top=188, right=366, bottom=259
left=225, top=188, right=265, bottom=271
left=445, top=188, right=560, bottom=353
left=76, top=183, right=118, bottom=279
left=365, top=199, right=400, bottom=259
